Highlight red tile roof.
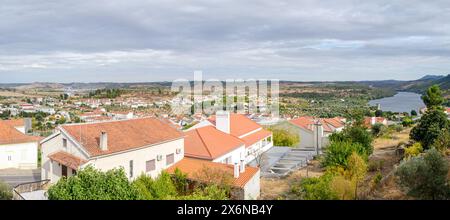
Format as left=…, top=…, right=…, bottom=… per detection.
left=166, top=157, right=259, bottom=188
left=3, top=118, right=25, bottom=127
left=289, top=116, right=344, bottom=133
left=184, top=126, right=244, bottom=160
left=61, top=118, right=184, bottom=157
left=48, top=151, right=87, bottom=170
left=208, top=114, right=262, bottom=137
left=240, top=129, right=272, bottom=147
left=0, top=120, right=39, bottom=145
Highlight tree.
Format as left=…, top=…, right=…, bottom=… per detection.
left=411, top=110, right=418, bottom=116
left=47, top=166, right=140, bottom=200
left=0, top=180, right=12, bottom=200
left=371, top=123, right=386, bottom=137
left=422, top=85, right=444, bottom=110
left=346, top=152, right=368, bottom=199
left=410, top=109, right=449, bottom=149
left=401, top=116, right=414, bottom=127
left=375, top=109, right=383, bottom=117
left=132, top=172, right=178, bottom=200
left=330, top=125, right=374, bottom=156
left=396, top=148, right=450, bottom=200
left=433, top=130, right=450, bottom=154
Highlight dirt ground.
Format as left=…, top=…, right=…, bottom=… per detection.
left=260, top=128, right=412, bottom=200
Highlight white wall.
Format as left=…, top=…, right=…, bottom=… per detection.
left=0, top=142, right=38, bottom=169
left=41, top=131, right=89, bottom=182
left=213, top=145, right=246, bottom=165
left=84, top=138, right=184, bottom=180
left=243, top=169, right=261, bottom=200
left=298, top=128, right=314, bottom=148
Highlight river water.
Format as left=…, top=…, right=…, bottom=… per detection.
left=369, top=92, right=425, bottom=113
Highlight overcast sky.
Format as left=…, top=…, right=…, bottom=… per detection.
left=0, top=0, right=449, bottom=83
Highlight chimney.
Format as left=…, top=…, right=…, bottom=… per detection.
left=216, top=111, right=230, bottom=134
left=313, top=120, right=323, bottom=155
left=240, top=160, right=245, bottom=173
left=371, top=117, right=376, bottom=125
left=234, top=163, right=239, bottom=178
left=24, top=118, right=32, bottom=134
left=100, top=131, right=108, bottom=151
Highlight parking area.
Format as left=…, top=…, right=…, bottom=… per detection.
left=0, top=168, right=41, bottom=187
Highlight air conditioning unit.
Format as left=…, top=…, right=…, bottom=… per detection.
left=157, top=155, right=163, bottom=161
left=176, top=148, right=181, bottom=154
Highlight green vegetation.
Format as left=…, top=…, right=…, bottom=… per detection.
left=267, top=127, right=299, bottom=147
left=88, top=88, right=123, bottom=99
left=47, top=166, right=230, bottom=200
left=47, top=166, right=140, bottom=200
left=0, top=180, right=12, bottom=200
left=410, top=85, right=449, bottom=149
left=404, top=142, right=423, bottom=158
left=329, top=124, right=374, bottom=156
left=321, top=141, right=367, bottom=168
left=396, top=148, right=450, bottom=200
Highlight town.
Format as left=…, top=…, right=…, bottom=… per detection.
left=1, top=78, right=449, bottom=200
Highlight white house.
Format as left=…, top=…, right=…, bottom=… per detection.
left=0, top=120, right=39, bottom=169
left=187, top=111, right=273, bottom=164
left=40, top=117, right=185, bottom=183
left=289, top=116, right=346, bottom=149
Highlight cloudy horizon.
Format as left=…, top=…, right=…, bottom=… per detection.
left=1, top=0, right=449, bottom=83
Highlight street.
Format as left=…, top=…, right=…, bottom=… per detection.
left=0, top=168, right=41, bottom=187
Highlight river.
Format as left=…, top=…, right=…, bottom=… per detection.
left=369, top=92, right=425, bottom=113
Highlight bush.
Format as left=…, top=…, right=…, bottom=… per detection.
left=330, top=125, right=374, bottom=156
left=401, top=117, right=414, bottom=127
left=47, top=166, right=140, bottom=200
left=321, top=141, right=367, bottom=168
left=292, top=172, right=338, bottom=200
left=0, top=181, right=12, bottom=200
left=396, top=148, right=450, bottom=199
left=371, top=123, right=387, bottom=137
left=404, top=142, right=423, bottom=158
left=371, top=172, right=383, bottom=189
left=368, top=160, right=384, bottom=172
left=433, top=130, right=450, bottom=154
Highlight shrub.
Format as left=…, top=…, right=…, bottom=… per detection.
left=371, top=123, right=387, bottom=137
left=396, top=148, right=450, bottom=200
left=433, top=130, right=450, bottom=154
left=321, top=141, right=367, bottom=168
left=404, top=142, right=423, bottom=158
left=268, top=127, right=299, bottom=147
left=368, top=160, right=384, bottom=172
left=330, top=125, right=374, bottom=156
left=401, top=117, right=414, bottom=127
left=292, top=172, right=338, bottom=200
left=0, top=180, right=12, bottom=200
left=47, top=166, right=140, bottom=200
left=371, top=172, right=383, bottom=189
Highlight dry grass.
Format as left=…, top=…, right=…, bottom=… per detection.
left=373, top=127, right=411, bottom=150
left=260, top=160, right=324, bottom=200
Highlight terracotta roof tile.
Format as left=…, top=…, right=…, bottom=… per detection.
left=0, top=120, right=38, bottom=145
left=61, top=118, right=184, bottom=157
left=48, top=151, right=87, bottom=170
left=184, top=126, right=244, bottom=160
left=166, top=158, right=259, bottom=188
left=208, top=114, right=262, bottom=137
left=3, top=119, right=25, bottom=127
left=240, top=129, right=272, bottom=147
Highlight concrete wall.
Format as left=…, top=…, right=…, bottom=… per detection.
left=0, top=142, right=38, bottom=169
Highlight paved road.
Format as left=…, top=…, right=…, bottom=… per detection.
left=0, top=168, right=41, bottom=187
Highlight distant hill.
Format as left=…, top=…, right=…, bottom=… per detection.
left=400, top=74, right=449, bottom=93
left=418, top=75, right=446, bottom=81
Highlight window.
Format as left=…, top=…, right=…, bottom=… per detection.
left=146, top=159, right=156, bottom=172
left=129, top=160, right=133, bottom=178
left=166, top=153, right=174, bottom=165
left=63, top=138, right=67, bottom=148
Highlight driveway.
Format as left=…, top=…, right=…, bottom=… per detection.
left=0, top=168, right=41, bottom=187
